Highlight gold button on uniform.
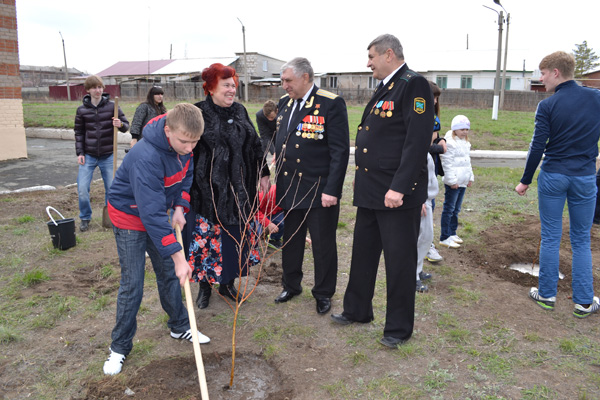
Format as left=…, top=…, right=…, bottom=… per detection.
left=282, top=144, right=286, bottom=149
left=298, top=172, right=303, bottom=177
left=355, top=165, right=359, bottom=170
left=284, top=171, right=288, bottom=176
left=363, top=148, right=367, bottom=153
left=358, top=126, right=362, bottom=130
left=295, top=144, right=299, bottom=148
left=365, top=126, right=370, bottom=131
left=296, top=159, right=301, bottom=163
left=364, top=168, right=368, bottom=172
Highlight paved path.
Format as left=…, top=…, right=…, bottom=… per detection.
left=0, top=129, right=527, bottom=193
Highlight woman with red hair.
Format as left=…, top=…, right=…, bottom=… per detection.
left=183, top=63, right=270, bottom=309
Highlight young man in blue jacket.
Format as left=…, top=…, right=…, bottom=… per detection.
left=516, top=51, right=600, bottom=318
left=103, top=103, right=208, bottom=375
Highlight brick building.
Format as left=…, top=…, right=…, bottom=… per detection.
left=0, top=0, right=26, bottom=161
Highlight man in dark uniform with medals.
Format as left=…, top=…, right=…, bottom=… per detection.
left=273, top=57, right=350, bottom=315
left=331, top=34, right=434, bottom=347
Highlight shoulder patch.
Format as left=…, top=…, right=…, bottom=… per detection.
left=316, top=89, right=338, bottom=99
left=400, top=69, right=419, bottom=82
left=414, top=97, right=426, bottom=114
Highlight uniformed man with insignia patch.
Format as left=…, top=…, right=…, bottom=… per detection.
left=273, top=57, right=350, bottom=315
left=331, top=34, right=434, bottom=348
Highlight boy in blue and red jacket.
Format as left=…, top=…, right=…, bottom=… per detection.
left=103, top=104, right=208, bottom=376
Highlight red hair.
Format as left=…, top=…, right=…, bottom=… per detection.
left=202, top=63, right=239, bottom=95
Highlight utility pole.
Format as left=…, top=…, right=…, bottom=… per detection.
left=483, top=5, right=503, bottom=120
left=237, top=18, right=249, bottom=103
left=500, top=13, right=510, bottom=109
left=59, top=31, right=70, bottom=101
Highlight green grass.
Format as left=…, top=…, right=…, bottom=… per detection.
left=23, top=101, right=537, bottom=151
left=16, top=214, right=35, bottom=224
left=12, top=268, right=51, bottom=287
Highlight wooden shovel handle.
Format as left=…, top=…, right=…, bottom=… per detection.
left=175, top=224, right=210, bottom=399
left=112, top=97, right=119, bottom=178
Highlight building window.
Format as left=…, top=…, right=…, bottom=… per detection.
left=329, top=76, right=338, bottom=89
left=460, top=75, right=472, bottom=89
left=368, top=76, right=379, bottom=89
left=262, top=60, right=268, bottom=72
left=504, top=76, right=511, bottom=90
left=436, top=76, right=447, bottom=89
left=320, top=77, right=327, bottom=87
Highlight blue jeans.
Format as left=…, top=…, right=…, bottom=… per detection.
left=110, top=227, right=190, bottom=356
left=440, top=185, right=466, bottom=241
left=77, top=154, right=113, bottom=221
left=537, top=170, right=596, bottom=304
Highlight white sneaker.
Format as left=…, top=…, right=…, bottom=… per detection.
left=449, top=235, right=463, bottom=244
left=439, top=238, right=460, bottom=248
left=103, top=348, right=126, bottom=375
left=426, top=245, right=443, bottom=262
left=171, top=329, right=211, bottom=344
left=574, top=296, right=600, bottom=318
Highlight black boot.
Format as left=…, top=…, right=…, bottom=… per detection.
left=196, top=281, right=211, bottom=309
left=219, top=280, right=239, bottom=301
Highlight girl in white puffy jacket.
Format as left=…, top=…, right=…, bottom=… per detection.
left=438, top=115, right=474, bottom=248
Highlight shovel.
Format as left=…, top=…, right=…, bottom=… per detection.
left=175, top=224, right=210, bottom=399
left=102, top=97, right=119, bottom=229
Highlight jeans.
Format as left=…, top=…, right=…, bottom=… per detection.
left=77, top=153, right=113, bottom=221
left=110, top=227, right=190, bottom=356
left=440, top=185, right=466, bottom=241
left=537, top=170, right=596, bottom=304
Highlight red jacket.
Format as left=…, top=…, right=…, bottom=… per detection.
left=256, top=185, right=282, bottom=227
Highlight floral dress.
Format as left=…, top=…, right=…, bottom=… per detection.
left=188, top=215, right=260, bottom=284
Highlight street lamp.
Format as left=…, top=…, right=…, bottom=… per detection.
left=483, top=5, right=503, bottom=120
left=237, top=18, right=249, bottom=103
left=59, top=31, right=71, bottom=101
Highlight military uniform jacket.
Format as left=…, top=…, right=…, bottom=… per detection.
left=275, top=85, right=350, bottom=210
left=354, top=64, right=434, bottom=210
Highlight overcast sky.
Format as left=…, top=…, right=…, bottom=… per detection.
left=15, top=0, right=600, bottom=76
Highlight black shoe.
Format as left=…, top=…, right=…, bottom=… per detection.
left=419, top=271, right=432, bottom=281
left=80, top=220, right=90, bottom=232
left=316, top=298, right=331, bottom=314
left=218, top=282, right=239, bottom=301
left=274, top=289, right=298, bottom=303
left=268, top=239, right=283, bottom=250
left=379, top=336, right=406, bottom=348
left=196, top=282, right=211, bottom=309
left=330, top=313, right=354, bottom=326
left=416, top=280, right=429, bottom=293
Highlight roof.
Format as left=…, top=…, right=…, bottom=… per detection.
left=97, top=60, right=174, bottom=77
left=96, top=57, right=239, bottom=77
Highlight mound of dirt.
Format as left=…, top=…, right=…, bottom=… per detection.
left=85, top=351, right=294, bottom=400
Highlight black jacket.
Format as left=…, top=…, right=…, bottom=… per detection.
left=275, top=85, right=350, bottom=210
left=255, top=109, right=277, bottom=155
left=189, top=95, right=267, bottom=226
left=130, top=102, right=164, bottom=140
left=354, top=64, right=434, bottom=210
left=74, top=93, right=129, bottom=157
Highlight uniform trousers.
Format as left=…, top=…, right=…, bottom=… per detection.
left=342, top=205, right=420, bottom=340
left=281, top=204, right=340, bottom=299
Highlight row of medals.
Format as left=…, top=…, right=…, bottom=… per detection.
left=296, top=123, right=324, bottom=140
left=373, top=108, right=393, bottom=118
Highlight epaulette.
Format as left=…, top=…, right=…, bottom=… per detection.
left=280, top=93, right=290, bottom=100
left=316, top=89, right=338, bottom=99
left=400, top=69, right=418, bottom=82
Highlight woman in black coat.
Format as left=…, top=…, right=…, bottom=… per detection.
left=185, top=63, right=269, bottom=309
left=129, top=86, right=166, bottom=147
